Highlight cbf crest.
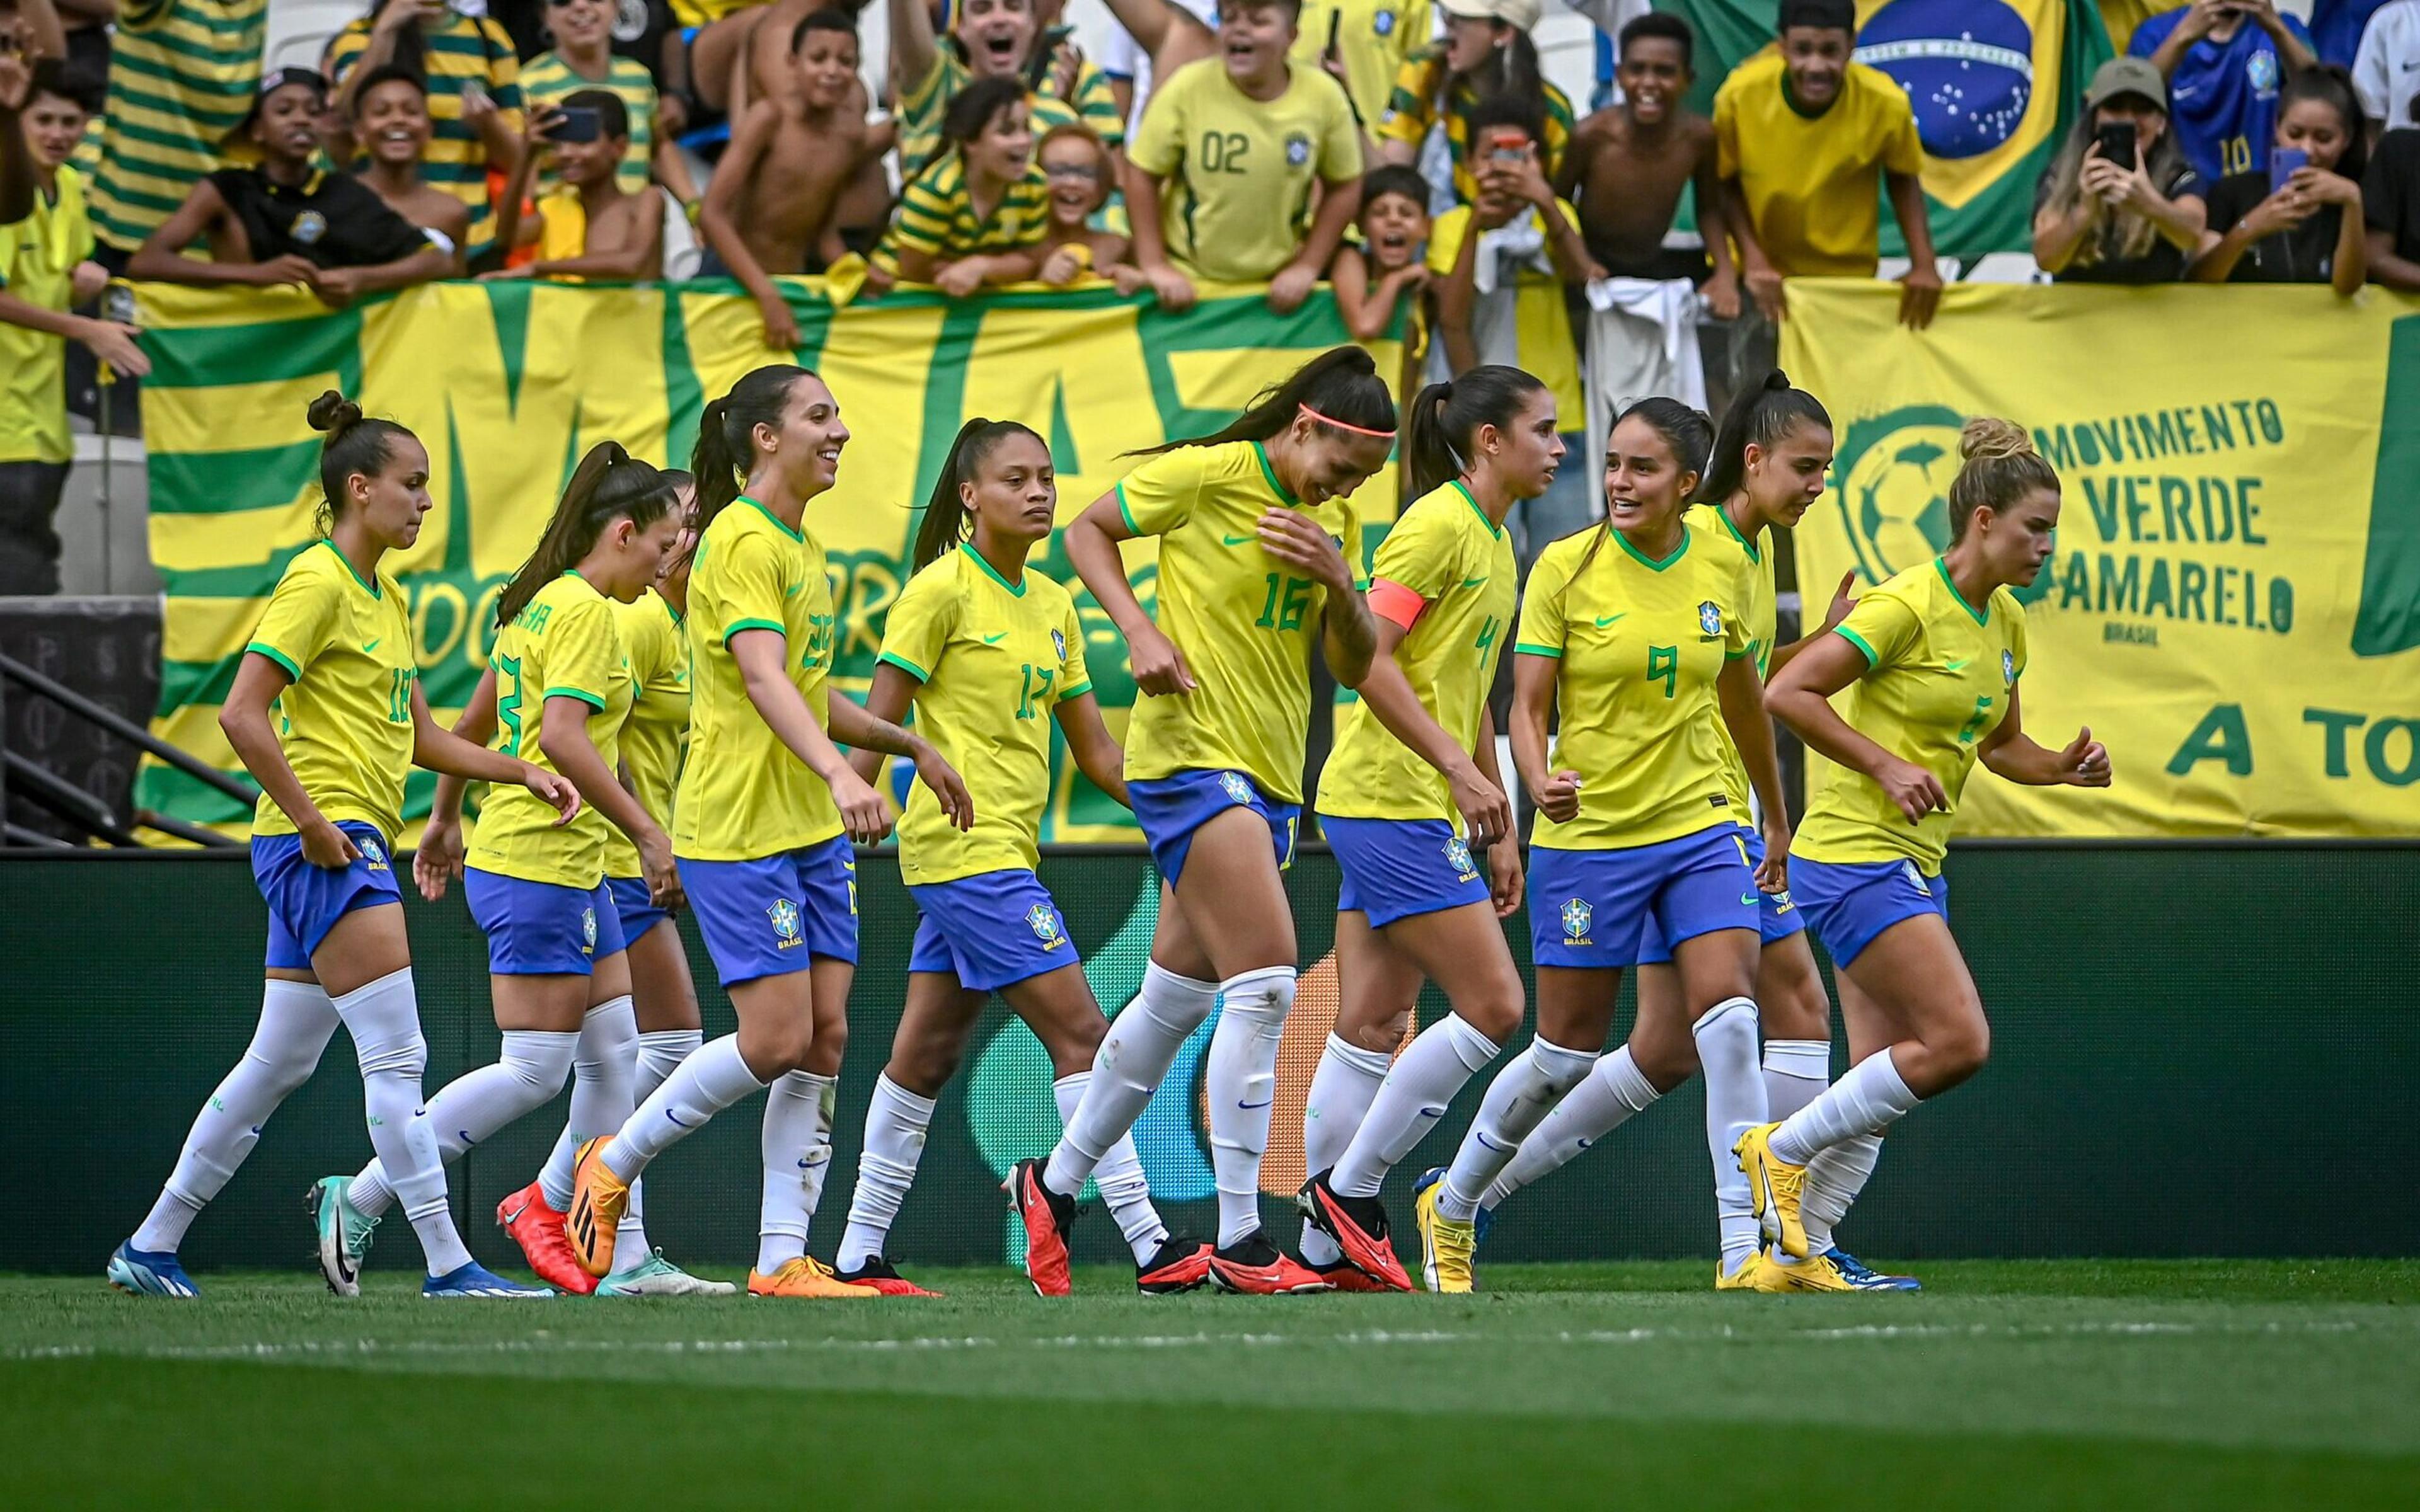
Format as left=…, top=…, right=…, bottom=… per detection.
left=767, top=896, right=804, bottom=948
left=1051, top=627, right=1068, bottom=662
left=1219, top=771, right=1253, bottom=805
left=1443, top=836, right=1477, bottom=880
left=1560, top=896, right=1593, bottom=943
left=1027, top=904, right=1064, bottom=946
left=2002, top=648, right=2016, bottom=687
left=1285, top=132, right=1311, bottom=168
left=359, top=834, right=387, bottom=871
left=581, top=907, right=598, bottom=953
left=1698, top=601, right=1723, bottom=638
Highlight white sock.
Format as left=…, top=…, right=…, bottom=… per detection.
left=603, top=1033, right=766, bottom=1183
left=330, top=968, right=471, bottom=1276
left=757, top=1070, right=833, bottom=1273
left=1772, top=1049, right=1920, bottom=1166
left=1438, top=1038, right=1598, bottom=1221
left=1692, top=997, right=1768, bottom=1276
left=800, top=1074, right=838, bottom=1225
left=1045, top=965, right=1218, bottom=1197
left=1055, top=1072, right=1168, bottom=1265
left=347, top=1029, right=577, bottom=1217
left=541, top=997, right=638, bottom=1211
left=1205, top=966, right=1297, bottom=1247
left=1482, top=1044, right=1660, bottom=1210
left=1803, top=1131, right=1886, bottom=1255
left=1297, top=1034, right=1392, bottom=1266
left=837, top=1074, right=933, bottom=1274
left=1332, top=1014, right=1498, bottom=1200
left=132, top=979, right=338, bottom=1254
left=1762, top=1038, right=1831, bottom=1123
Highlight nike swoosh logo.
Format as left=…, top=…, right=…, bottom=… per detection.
left=1741, top=893, right=1760, bottom=907
left=1238, top=1097, right=1274, bottom=1109
left=1460, top=578, right=1489, bottom=589
left=1221, top=533, right=1255, bottom=546
left=1576, top=1137, right=1593, bottom=1150
left=1419, top=1106, right=1446, bottom=1119
left=665, top=1110, right=695, bottom=1129
left=363, top=639, right=381, bottom=653
left=1475, top=1130, right=1509, bottom=1152
left=458, top=1130, right=477, bottom=1147
left=983, top=633, right=1006, bottom=644
left=1594, top=614, right=1625, bottom=627
left=1944, top=658, right=1970, bottom=672
left=784, top=583, right=804, bottom=597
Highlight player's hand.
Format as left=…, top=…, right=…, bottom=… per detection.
left=911, top=738, right=976, bottom=832
left=830, top=766, right=893, bottom=844
left=76, top=318, right=151, bottom=379
left=1896, top=260, right=1942, bottom=330
left=1486, top=836, right=1524, bottom=918
left=251, top=255, right=321, bottom=290
left=1256, top=508, right=1355, bottom=593
left=1447, top=764, right=1512, bottom=849
left=1745, top=261, right=1786, bottom=323
left=1143, top=263, right=1196, bottom=311
left=640, top=830, right=685, bottom=912
left=1266, top=261, right=1318, bottom=314
left=414, top=816, right=464, bottom=900
left=1819, top=570, right=1858, bottom=634
left=1127, top=622, right=1197, bottom=696
left=520, top=762, right=582, bottom=825
left=757, top=290, right=800, bottom=350
left=2058, top=726, right=2112, bottom=788
left=1756, top=816, right=1792, bottom=893
left=1533, top=767, right=1584, bottom=825
left=1876, top=756, right=1947, bottom=824
left=301, top=816, right=362, bottom=871
left=1701, top=266, right=1742, bottom=321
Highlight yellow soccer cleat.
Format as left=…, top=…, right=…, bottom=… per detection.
left=747, top=1256, right=880, bottom=1298
left=1412, top=1172, right=1477, bottom=1295
left=1714, top=1252, right=1770, bottom=1291
left=1733, top=1123, right=1811, bottom=1259
left=565, top=1138, right=630, bottom=1279
left=1757, top=1252, right=1857, bottom=1293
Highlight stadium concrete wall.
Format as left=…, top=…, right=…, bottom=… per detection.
left=5, top=842, right=2411, bottom=1273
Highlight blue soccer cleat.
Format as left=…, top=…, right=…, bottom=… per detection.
left=1825, top=1247, right=1922, bottom=1291
left=422, top=1262, right=555, bottom=1298
left=1415, top=1167, right=1495, bottom=1249
left=107, top=1242, right=199, bottom=1297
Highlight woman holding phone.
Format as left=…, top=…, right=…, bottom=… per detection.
left=2032, top=57, right=2208, bottom=284
left=2191, top=65, right=2368, bottom=294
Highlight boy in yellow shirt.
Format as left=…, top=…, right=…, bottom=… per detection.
left=488, top=91, right=665, bottom=282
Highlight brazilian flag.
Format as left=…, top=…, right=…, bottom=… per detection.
left=1646, top=0, right=2115, bottom=258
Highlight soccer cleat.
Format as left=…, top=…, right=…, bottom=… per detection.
left=1757, top=1252, right=1858, bottom=1293
left=1311, top=1261, right=1398, bottom=1293
left=106, top=1242, right=199, bottom=1298
left=1714, top=1252, right=1772, bottom=1292
left=423, top=1261, right=553, bottom=1298
left=309, top=1174, right=377, bottom=1297
left=565, top=1137, right=631, bottom=1278
left=1207, top=1232, right=1334, bottom=1294
left=1826, top=1248, right=1922, bottom=1291
left=1004, top=1157, right=1076, bottom=1298
left=1733, top=1123, right=1810, bottom=1259
left=833, top=1257, right=943, bottom=1297
left=746, top=1256, right=879, bottom=1298
left=1411, top=1172, right=1478, bottom=1294
left=497, top=1181, right=597, bottom=1296
left=1296, top=1171, right=1414, bottom=1292
left=1134, top=1235, right=1214, bottom=1295
left=595, top=1251, right=739, bottom=1297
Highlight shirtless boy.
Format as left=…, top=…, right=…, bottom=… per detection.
left=350, top=64, right=469, bottom=267
left=487, top=91, right=665, bottom=282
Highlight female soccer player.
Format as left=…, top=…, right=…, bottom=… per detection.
left=111, top=392, right=576, bottom=1300
left=1474, top=372, right=1917, bottom=1291
left=1739, top=420, right=2110, bottom=1259
left=1006, top=346, right=1398, bottom=1297
left=314, top=442, right=686, bottom=1293
left=565, top=365, right=971, bottom=1299
left=831, top=419, right=1209, bottom=1297
left=1412, top=397, right=1787, bottom=1295
left=1291, top=366, right=1554, bottom=1293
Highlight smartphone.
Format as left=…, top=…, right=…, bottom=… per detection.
left=550, top=105, right=602, bottom=143
left=1326, top=12, right=1342, bottom=59
left=2094, top=121, right=2138, bottom=173
left=1485, top=127, right=1531, bottom=164
left=2269, top=146, right=2309, bottom=193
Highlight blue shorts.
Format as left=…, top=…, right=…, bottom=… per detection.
left=606, top=873, right=672, bottom=942
left=678, top=835, right=858, bottom=985
left=464, top=868, right=626, bottom=975
left=907, top=868, right=1080, bottom=992
left=1326, top=816, right=1490, bottom=928
left=1635, top=828, right=1806, bottom=965
left=1128, top=769, right=1300, bottom=889
left=1789, top=856, right=1951, bottom=970
left=252, top=820, right=401, bottom=970
left=1529, top=825, right=1761, bottom=970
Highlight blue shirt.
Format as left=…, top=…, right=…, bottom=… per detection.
left=2130, top=8, right=2315, bottom=185
left=2311, top=0, right=2390, bottom=66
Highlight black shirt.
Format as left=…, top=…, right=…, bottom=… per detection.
left=2204, top=169, right=2344, bottom=283
left=205, top=167, right=430, bottom=270
left=2363, top=129, right=2420, bottom=265
left=2035, top=158, right=2205, bottom=284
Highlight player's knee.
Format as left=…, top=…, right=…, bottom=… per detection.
left=1926, top=1014, right=1991, bottom=1085
left=805, top=1017, right=848, bottom=1077
left=742, top=1022, right=815, bottom=1076
left=1458, top=982, right=1525, bottom=1044
left=1047, top=1012, right=1106, bottom=1075
left=354, top=1029, right=426, bottom=1083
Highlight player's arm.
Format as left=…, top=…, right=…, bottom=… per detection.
left=219, top=653, right=347, bottom=864
left=415, top=666, right=497, bottom=900
left=828, top=684, right=972, bottom=832
left=847, top=660, right=918, bottom=784
left=539, top=691, right=680, bottom=906
left=720, top=627, right=886, bottom=841
left=1472, top=703, right=1521, bottom=915
left=1767, top=571, right=1857, bottom=677
left=1351, top=598, right=1509, bottom=843
left=408, top=682, right=580, bottom=822
left=1978, top=681, right=2111, bottom=789
left=1052, top=689, right=1129, bottom=810
left=1765, top=631, right=1943, bottom=825
left=1508, top=651, right=1579, bottom=823
left=1715, top=650, right=1790, bottom=891
left=1064, top=491, right=1194, bottom=695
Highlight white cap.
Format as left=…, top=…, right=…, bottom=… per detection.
left=1438, top=0, right=1545, bottom=33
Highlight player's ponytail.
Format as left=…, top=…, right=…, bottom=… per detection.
left=1696, top=367, right=1831, bottom=506
left=495, top=441, right=683, bottom=626
left=913, top=418, right=1048, bottom=571
left=1947, top=416, right=2058, bottom=543
left=1403, top=366, right=1548, bottom=499
left=688, top=364, right=815, bottom=533
left=1130, top=345, right=1397, bottom=455
left=1579, top=396, right=1713, bottom=574
left=306, top=389, right=415, bottom=536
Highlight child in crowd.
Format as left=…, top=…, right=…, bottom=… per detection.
left=488, top=91, right=666, bottom=282
left=349, top=65, right=469, bottom=268
left=879, top=74, right=1051, bottom=295
left=1034, top=122, right=1142, bottom=289
left=519, top=0, right=697, bottom=215
left=1331, top=163, right=1432, bottom=345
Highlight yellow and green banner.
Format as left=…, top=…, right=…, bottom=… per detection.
left=134, top=279, right=1405, bottom=839
left=1785, top=280, right=2420, bottom=838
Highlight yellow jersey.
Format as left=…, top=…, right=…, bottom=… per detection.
left=244, top=540, right=417, bottom=842
left=1289, top=0, right=1429, bottom=132
left=1794, top=559, right=2029, bottom=874
left=602, top=589, right=689, bottom=880
left=878, top=547, right=1093, bottom=885
left=1317, top=481, right=1516, bottom=823
left=1127, top=59, right=1363, bottom=285
left=1713, top=54, right=1924, bottom=278
left=468, top=572, right=633, bottom=889
left=1116, top=440, right=1366, bottom=803
left=674, top=497, right=842, bottom=861
left=1688, top=507, right=1778, bottom=820
left=1513, top=522, right=1758, bottom=849
left=0, top=166, right=94, bottom=465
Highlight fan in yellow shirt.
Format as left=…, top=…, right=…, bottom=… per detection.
left=1291, top=0, right=1429, bottom=134
left=116, top=392, right=574, bottom=1302
left=1743, top=419, right=2110, bottom=1268
left=1006, top=346, right=1396, bottom=1300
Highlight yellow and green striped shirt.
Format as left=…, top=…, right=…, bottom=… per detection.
left=1380, top=43, right=1574, bottom=204
left=897, top=47, right=1122, bottom=175
left=326, top=14, right=524, bottom=259
left=86, top=0, right=268, bottom=252
left=881, top=153, right=1051, bottom=267
left=517, top=52, right=658, bottom=198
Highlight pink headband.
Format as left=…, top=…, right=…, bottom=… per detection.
left=1301, top=403, right=1397, bottom=440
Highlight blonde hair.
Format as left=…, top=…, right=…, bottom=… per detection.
left=1948, top=417, right=2057, bottom=542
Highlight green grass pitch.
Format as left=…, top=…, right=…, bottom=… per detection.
left=8, top=1261, right=2416, bottom=1508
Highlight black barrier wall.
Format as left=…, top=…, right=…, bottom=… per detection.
left=3, top=843, right=2412, bottom=1274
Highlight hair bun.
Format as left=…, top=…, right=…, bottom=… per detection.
left=307, top=390, right=363, bottom=434
left=1959, top=416, right=2034, bottom=464
left=1761, top=367, right=1792, bottom=392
